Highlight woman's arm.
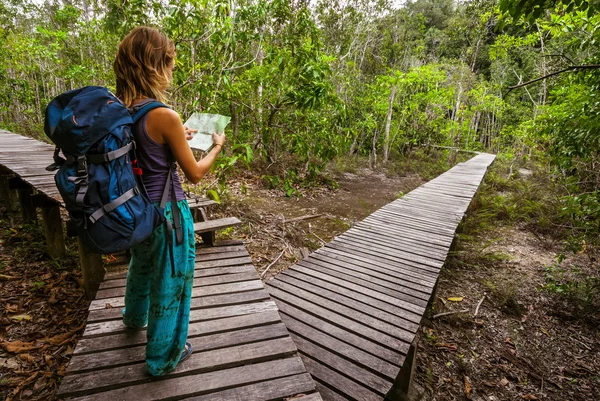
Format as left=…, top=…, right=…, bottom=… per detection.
left=145, top=107, right=226, bottom=184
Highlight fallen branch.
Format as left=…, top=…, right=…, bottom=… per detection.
left=311, top=232, right=327, bottom=246
left=260, top=249, right=285, bottom=279
left=433, top=309, right=469, bottom=319
left=474, top=294, right=486, bottom=317
left=282, top=214, right=322, bottom=224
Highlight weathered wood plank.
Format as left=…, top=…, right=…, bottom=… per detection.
left=178, top=373, right=318, bottom=401
left=83, top=301, right=278, bottom=337
left=268, top=286, right=412, bottom=352
left=275, top=300, right=405, bottom=366
left=300, top=257, right=431, bottom=304
left=279, top=270, right=421, bottom=329
left=68, top=323, right=291, bottom=373
left=282, top=312, right=399, bottom=380
left=268, top=279, right=416, bottom=342
left=87, top=289, right=271, bottom=322
left=300, top=354, right=382, bottom=401
left=60, top=356, right=308, bottom=400
left=99, top=264, right=257, bottom=290
left=74, top=311, right=283, bottom=355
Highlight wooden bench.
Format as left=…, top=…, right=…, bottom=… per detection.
left=266, top=153, right=496, bottom=400
left=0, top=129, right=240, bottom=298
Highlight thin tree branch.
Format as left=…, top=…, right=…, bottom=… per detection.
left=505, top=65, right=600, bottom=96
left=542, top=54, right=575, bottom=64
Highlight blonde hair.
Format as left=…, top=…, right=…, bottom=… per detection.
left=114, top=26, right=176, bottom=107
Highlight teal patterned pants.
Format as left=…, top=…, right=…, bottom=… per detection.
left=122, top=200, right=196, bottom=376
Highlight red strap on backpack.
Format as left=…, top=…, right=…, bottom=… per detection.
left=131, top=159, right=143, bottom=175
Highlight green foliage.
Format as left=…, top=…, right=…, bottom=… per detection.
left=499, top=0, right=600, bottom=24
left=0, top=0, right=598, bottom=263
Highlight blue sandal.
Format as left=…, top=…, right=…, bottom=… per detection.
left=179, top=342, right=193, bottom=364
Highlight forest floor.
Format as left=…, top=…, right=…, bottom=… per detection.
left=1, top=153, right=598, bottom=401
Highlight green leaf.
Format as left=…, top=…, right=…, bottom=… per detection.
left=206, top=189, right=220, bottom=204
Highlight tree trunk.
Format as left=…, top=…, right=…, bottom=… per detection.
left=383, top=85, right=396, bottom=163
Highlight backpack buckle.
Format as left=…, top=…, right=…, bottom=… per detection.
left=76, top=156, right=88, bottom=175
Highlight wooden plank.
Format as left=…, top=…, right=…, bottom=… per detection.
left=267, top=286, right=412, bottom=352
left=319, top=242, right=439, bottom=285
left=354, top=221, right=453, bottom=248
left=309, top=251, right=433, bottom=295
left=332, top=236, right=445, bottom=270
left=361, top=214, right=457, bottom=240
left=365, top=211, right=458, bottom=236
left=300, top=354, right=382, bottom=401
left=178, top=373, right=318, bottom=401
left=325, top=241, right=442, bottom=275
left=193, top=217, right=241, bottom=233
left=297, top=260, right=429, bottom=310
left=282, top=312, right=399, bottom=380
left=87, top=289, right=271, bottom=322
left=341, top=230, right=449, bottom=260
left=194, top=244, right=247, bottom=254
left=99, top=264, right=256, bottom=290
left=291, top=333, right=392, bottom=396
left=194, top=256, right=254, bottom=269
left=268, top=280, right=416, bottom=342
left=194, top=249, right=249, bottom=261
left=83, top=301, right=278, bottom=337
left=286, top=265, right=424, bottom=323
left=315, top=247, right=438, bottom=286
left=74, top=311, right=282, bottom=355
left=302, top=255, right=431, bottom=303
left=314, top=382, right=351, bottom=401
left=279, top=270, right=421, bottom=329
left=68, top=323, right=291, bottom=373
left=275, top=300, right=405, bottom=366
left=60, top=337, right=298, bottom=397
left=59, top=356, right=308, bottom=400
left=95, top=274, right=260, bottom=299
left=371, top=208, right=458, bottom=230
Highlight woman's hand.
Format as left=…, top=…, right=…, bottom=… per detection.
left=212, top=132, right=226, bottom=148
left=184, top=126, right=197, bottom=140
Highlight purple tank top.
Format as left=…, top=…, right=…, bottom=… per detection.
left=132, top=114, right=186, bottom=203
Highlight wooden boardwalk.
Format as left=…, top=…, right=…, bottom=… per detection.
left=0, top=130, right=63, bottom=203
left=1, top=128, right=496, bottom=400
left=58, top=241, right=321, bottom=400
left=266, top=153, right=496, bottom=401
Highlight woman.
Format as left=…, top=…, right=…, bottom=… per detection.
left=113, top=26, right=226, bottom=376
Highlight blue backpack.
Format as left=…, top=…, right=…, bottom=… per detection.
left=44, top=86, right=182, bottom=258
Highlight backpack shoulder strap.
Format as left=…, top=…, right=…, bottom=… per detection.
left=130, top=100, right=170, bottom=123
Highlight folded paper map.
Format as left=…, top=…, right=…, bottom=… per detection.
left=184, top=113, right=231, bottom=152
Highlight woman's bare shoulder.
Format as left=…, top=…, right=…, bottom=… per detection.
left=145, top=106, right=184, bottom=143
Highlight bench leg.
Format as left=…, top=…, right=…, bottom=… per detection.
left=385, top=338, right=419, bottom=401
left=77, top=237, right=105, bottom=300
left=41, top=205, right=66, bottom=259
left=197, top=208, right=216, bottom=246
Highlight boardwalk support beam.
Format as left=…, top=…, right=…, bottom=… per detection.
left=0, top=174, right=19, bottom=214
left=385, top=338, right=419, bottom=401
left=8, top=177, right=36, bottom=223
left=77, top=238, right=105, bottom=300
left=40, top=204, right=67, bottom=259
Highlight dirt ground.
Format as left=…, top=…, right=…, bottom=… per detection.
left=213, top=166, right=425, bottom=279
left=412, top=225, right=600, bottom=401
